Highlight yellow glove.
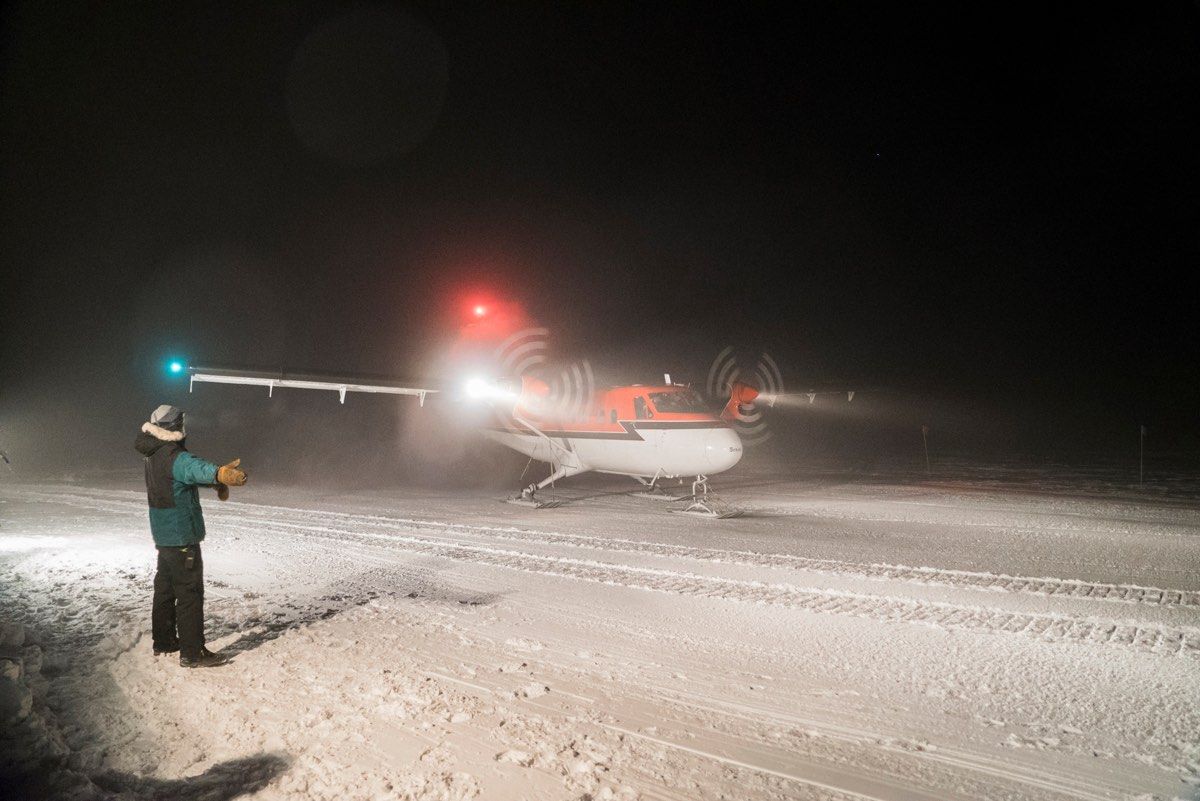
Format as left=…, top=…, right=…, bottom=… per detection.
left=217, top=458, right=247, bottom=486
left=215, top=483, right=229, bottom=501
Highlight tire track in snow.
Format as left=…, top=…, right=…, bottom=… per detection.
left=36, top=486, right=1195, bottom=656
left=227, top=515, right=1200, bottom=658
left=365, top=519, right=1200, bottom=608
left=23, top=488, right=1200, bottom=609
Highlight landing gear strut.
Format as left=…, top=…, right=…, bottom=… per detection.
left=506, top=464, right=576, bottom=509
left=672, top=474, right=743, bottom=519
left=631, top=470, right=688, bottom=502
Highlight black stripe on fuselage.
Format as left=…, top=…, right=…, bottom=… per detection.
left=488, top=419, right=729, bottom=441
left=633, top=421, right=731, bottom=430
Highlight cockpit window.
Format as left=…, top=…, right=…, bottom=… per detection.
left=648, top=390, right=707, bottom=414
left=634, top=396, right=653, bottom=420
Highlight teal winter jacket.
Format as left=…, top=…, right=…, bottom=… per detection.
left=135, top=423, right=219, bottom=546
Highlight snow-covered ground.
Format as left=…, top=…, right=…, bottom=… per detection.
left=2, top=467, right=1199, bottom=800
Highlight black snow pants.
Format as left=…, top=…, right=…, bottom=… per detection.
left=152, top=543, right=205, bottom=657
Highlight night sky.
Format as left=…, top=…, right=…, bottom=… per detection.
left=2, top=2, right=1198, bottom=476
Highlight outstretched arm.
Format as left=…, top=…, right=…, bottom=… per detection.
left=173, top=452, right=247, bottom=500
left=173, top=451, right=219, bottom=486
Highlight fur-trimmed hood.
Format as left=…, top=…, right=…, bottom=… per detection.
left=141, top=421, right=185, bottom=442
left=135, top=422, right=186, bottom=457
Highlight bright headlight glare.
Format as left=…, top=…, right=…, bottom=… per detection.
left=465, top=377, right=489, bottom=399
left=464, top=376, right=517, bottom=403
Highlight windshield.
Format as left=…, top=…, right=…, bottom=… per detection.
left=648, top=390, right=708, bottom=414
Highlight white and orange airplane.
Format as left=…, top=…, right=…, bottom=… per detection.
left=185, top=364, right=765, bottom=517
left=181, top=298, right=840, bottom=516
left=475, top=373, right=765, bottom=514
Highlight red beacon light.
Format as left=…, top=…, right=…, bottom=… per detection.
left=473, top=304, right=487, bottom=318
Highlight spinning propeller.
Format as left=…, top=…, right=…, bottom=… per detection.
left=487, top=327, right=593, bottom=418
left=705, top=347, right=784, bottom=446
left=704, top=346, right=855, bottom=446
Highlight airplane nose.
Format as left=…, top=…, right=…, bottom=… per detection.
left=704, top=428, right=743, bottom=473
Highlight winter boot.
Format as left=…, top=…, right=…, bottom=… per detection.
left=180, top=647, right=229, bottom=668
left=153, top=642, right=180, bottom=656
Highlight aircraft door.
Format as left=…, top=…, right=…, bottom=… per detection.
left=633, top=395, right=666, bottom=469
left=634, top=396, right=652, bottom=420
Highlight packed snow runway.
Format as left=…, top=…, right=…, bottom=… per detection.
left=2, top=470, right=1199, bottom=800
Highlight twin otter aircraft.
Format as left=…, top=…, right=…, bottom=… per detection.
left=186, top=364, right=766, bottom=518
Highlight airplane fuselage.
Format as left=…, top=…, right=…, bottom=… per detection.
left=484, top=384, right=743, bottom=480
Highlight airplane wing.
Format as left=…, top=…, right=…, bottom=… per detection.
left=785, top=389, right=858, bottom=405
left=187, top=366, right=439, bottom=405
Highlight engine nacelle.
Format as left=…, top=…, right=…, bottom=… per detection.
left=720, top=381, right=760, bottom=421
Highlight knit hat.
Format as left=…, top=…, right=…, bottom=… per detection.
left=150, top=404, right=186, bottom=433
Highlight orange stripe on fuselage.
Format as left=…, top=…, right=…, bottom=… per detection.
left=507, top=385, right=722, bottom=434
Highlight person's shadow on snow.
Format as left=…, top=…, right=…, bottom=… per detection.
left=212, top=564, right=504, bottom=658
left=90, top=753, right=290, bottom=800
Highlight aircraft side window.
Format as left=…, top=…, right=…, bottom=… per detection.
left=634, top=396, right=653, bottom=420
left=649, top=389, right=706, bottom=413
left=610, top=409, right=618, bottom=423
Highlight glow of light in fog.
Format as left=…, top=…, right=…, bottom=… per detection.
left=473, top=304, right=487, bottom=317
left=766, top=391, right=854, bottom=408
left=464, top=376, right=517, bottom=403
left=465, top=376, right=489, bottom=399
left=168, top=360, right=184, bottom=374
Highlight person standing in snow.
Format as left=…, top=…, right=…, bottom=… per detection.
left=134, top=405, right=247, bottom=668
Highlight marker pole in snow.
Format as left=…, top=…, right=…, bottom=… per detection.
left=1139, top=425, right=1145, bottom=486
left=921, top=425, right=931, bottom=475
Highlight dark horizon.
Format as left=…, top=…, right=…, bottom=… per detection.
left=3, top=2, right=1199, bottom=477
